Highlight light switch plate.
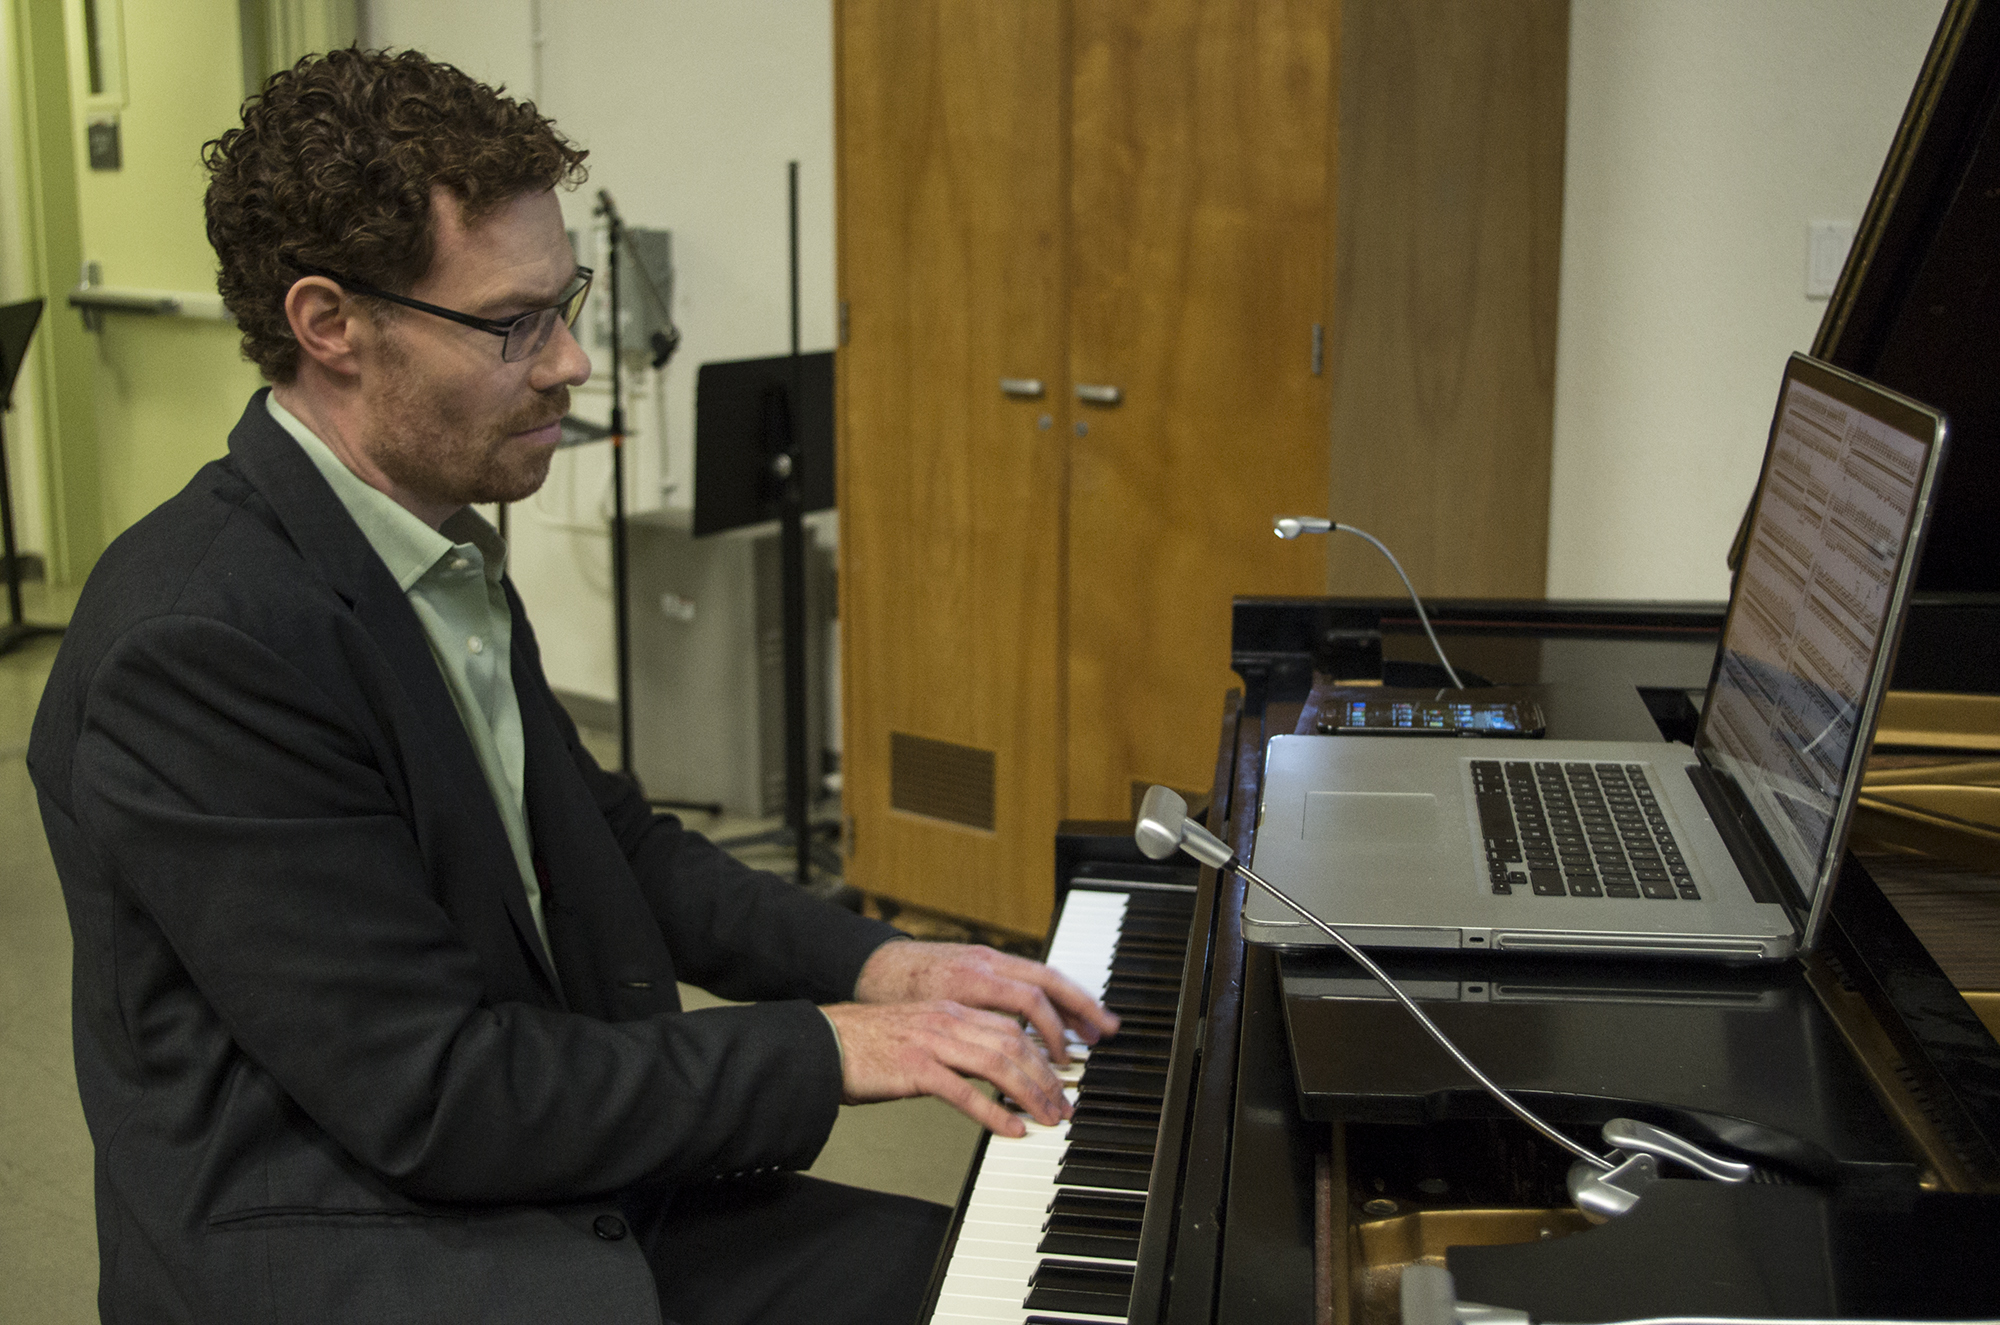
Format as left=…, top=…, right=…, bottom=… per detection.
left=1808, top=220, right=1856, bottom=299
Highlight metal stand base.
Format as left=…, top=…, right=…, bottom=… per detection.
left=648, top=796, right=724, bottom=817
left=0, top=619, right=63, bottom=659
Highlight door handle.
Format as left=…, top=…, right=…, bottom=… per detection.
left=1076, top=383, right=1122, bottom=406
left=1000, top=377, right=1045, bottom=399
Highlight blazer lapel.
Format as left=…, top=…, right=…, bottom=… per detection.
left=224, top=392, right=564, bottom=1000
left=509, top=596, right=682, bottom=1021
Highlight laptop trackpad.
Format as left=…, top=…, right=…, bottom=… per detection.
left=1304, top=791, right=1439, bottom=843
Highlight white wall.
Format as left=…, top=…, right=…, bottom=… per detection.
left=362, top=0, right=836, bottom=704
left=1547, top=0, right=1945, bottom=601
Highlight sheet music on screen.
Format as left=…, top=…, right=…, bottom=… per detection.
left=1699, top=378, right=1929, bottom=898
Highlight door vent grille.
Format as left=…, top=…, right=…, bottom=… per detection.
left=891, top=733, right=996, bottom=831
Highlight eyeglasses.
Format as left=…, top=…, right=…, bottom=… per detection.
left=299, top=265, right=594, bottom=363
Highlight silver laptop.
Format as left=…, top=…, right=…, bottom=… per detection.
left=1246, top=354, right=1948, bottom=962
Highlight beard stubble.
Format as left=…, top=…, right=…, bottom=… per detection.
left=368, top=344, right=571, bottom=512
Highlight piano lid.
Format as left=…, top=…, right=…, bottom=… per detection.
left=1814, top=0, right=2000, bottom=596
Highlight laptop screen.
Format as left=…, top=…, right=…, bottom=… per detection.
left=1696, top=357, right=1943, bottom=915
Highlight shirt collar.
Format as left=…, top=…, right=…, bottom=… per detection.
left=266, top=393, right=507, bottom=590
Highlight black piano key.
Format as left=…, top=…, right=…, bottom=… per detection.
left=1105, top=1011, right=1177, bottom=1036
left=1070, top=1100, right=1160, bottom=1130
left=1025, top=1260, right=1135, bottom=1315
left=1103, top=972, right=1181, bottom=992
left=1076, top=1064, right=1166, bottom=1097
left=1113, top=909, right=1194, bottom=935
left=1104, top=954, right=1184, bottom=976
left=1109, top=927, right=1189, bottom=950
left=1064, top=1128, right=1160, bottom=1160
left=1037, top=1229, right=1141, bottom=1260
left=1050, top=1189, right=1146, bottom=1222
left=1044, top=1212, right=1143, bottom=1245
left=1118, top=892, right=1195, bottom=918
left=1079, top=1085, right=1164, bottom=1112
left=1092, top=1029, right=1172, bottom=1053
left=1110, top=952, right=1183, bottom=978
left=1080, top=1045, right=1169, bottom=1071
left=1103, top=982, right=1179, bottom=1011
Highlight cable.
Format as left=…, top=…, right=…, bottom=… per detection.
left=1135, top=785, right=1612, bottom=1173
left=1274, top=517, right=1465, bottom=689
left=1235, top=853, right=1611, bottom=1172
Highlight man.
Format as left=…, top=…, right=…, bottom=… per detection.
left=29, top=47, right=1115, bottom=1325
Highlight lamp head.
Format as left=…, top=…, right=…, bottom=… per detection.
left=1135, top=785, right=1237, bottom=870
left=1274, top=516, right=1335, bottom=540
left=1135, top=786, right=1189, bottom=860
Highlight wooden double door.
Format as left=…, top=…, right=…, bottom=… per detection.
left=835, top=0, right=1566, bottom=935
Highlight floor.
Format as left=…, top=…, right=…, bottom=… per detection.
left=0, top=580, right=981, bottom=1323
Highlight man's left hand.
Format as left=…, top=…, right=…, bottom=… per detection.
left=853, top=941, right=1120, bottom=1065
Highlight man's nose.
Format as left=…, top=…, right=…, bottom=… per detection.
left=532, top=317, right=592, bottom=390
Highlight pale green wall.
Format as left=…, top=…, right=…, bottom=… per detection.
left=10, top=0, right=99, bottom=583
left=65, top=0, right=264, bottom=545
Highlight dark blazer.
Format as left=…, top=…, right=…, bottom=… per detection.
left=29, top=392, right=900, bottom=1324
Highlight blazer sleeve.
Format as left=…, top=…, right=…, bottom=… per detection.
left=65, top=612, right=848, bottom=1205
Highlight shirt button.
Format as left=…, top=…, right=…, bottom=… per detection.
left=449, top=557, right=470, bottom=572
left=467, top=636, right=484, bottom=655
left=592, top=1214, right=627, bottom=1241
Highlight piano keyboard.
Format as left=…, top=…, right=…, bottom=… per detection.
left=926, top=883, right=1197, bottom=1324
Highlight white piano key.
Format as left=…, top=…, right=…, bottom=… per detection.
left=925, top=884, right=1174, bottom=1325
left=932, top=1287, right=1123, bottom=1323
left=947, top=1241, right=1133, bottom=1273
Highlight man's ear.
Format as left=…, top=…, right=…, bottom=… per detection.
left=284, top=276, right=369, bottom=377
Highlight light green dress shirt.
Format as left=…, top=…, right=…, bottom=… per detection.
left=267, top=393, right=552, bottom=961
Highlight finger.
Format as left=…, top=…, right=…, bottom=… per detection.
left=1016, top=988, right=1075, bottom=1066
left=989, top=956, right=1120, bottom=1047
left=1036, top=969, right=1121, bottom=1041
left=929, top=1022, right=1069, bottom=1126
left=952, top=968, right=1073, bottom=1065
left=916, top=1062, right=1026, bottom=1138
left=933, top=958, right=1082, bottom=1061
left=944, top=1001, right=1033, bottom=1042
left=920, top=1016, right=1072, bottom=1128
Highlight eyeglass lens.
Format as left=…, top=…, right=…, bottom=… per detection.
left=501, top=276, right=592, bottom=363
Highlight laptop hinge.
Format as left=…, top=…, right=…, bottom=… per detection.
left=1685, top=763, right=1799, bottom=912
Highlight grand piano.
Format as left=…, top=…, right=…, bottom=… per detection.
left=920, top=0, right=2000, bottom=1319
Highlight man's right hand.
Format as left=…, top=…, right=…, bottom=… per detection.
left=820, top=999, right=1071, bottom=1138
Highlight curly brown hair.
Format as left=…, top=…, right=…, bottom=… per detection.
left=204, top=47, right=589, bottom=383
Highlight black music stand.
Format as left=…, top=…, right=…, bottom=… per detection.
left=1, top=299, right=62, bottom=659
left=693, top=163, right=841, bottom=892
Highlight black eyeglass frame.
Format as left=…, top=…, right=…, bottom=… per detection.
left=296, top=264, right=594, bottom=363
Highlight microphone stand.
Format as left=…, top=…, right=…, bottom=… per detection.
left=594, top=191, right=719, bottom=817
left=779, top=162, right=813, bottom=889
left=597, top=191, right=636, bottom=779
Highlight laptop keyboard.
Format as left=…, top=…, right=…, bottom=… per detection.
left=1471, top=760, right=1698, bottom=901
